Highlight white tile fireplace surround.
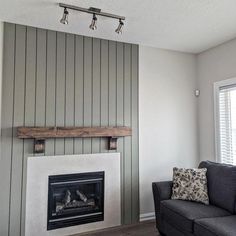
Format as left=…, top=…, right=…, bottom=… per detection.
left=25, top=153, right=121, bottom=236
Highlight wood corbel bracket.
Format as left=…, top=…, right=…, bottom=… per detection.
left=108, top=137, right=118, bottom=150
left=34, top=139, right=45, bottom=153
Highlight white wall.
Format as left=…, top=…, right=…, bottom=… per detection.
left=197, top=38, right=236, bottom=162
left=139, top=46, right=198, bottom=218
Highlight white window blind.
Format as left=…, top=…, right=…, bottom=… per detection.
left=218, top=85, right=236, bottom=165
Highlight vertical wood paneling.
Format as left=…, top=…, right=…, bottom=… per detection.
left=1, top=24, right=139, bottom=236
left=91, top=38, right=101, bottom=153
left=55, top=32, right=66, bottom=155
left=116, top=42, right=125, bottom=223
left=21, top=26, right=37, bottom=236
left=83, top=37, right=92, bottom=154
left=131, top=45, right=139, bottom=222
left=24, top=27, right=36, bottom=143
left=9, top=25, right=26, bottom=236
left=65, top=33, right=75, bottom=154
left=74, top=35, right=84, bottom=154
left=35, top=29, right=46, bottom=127
left=0, top=23, right=15, bottom=236
left=108, top=41, right=117, bottom=154
left=45, top=30, right=56, bottom=156
left=100, top=40, right=109, bottom=152
left=123, top=43, right=132, bottom=224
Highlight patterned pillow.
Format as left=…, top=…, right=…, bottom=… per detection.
left=171, top=167, right=209, bottom=205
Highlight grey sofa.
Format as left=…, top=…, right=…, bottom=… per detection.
left=152, top=161, right=236, bottom=236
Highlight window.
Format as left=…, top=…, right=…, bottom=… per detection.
left=214, top=78, right=236, bottom=165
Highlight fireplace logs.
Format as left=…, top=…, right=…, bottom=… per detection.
left=55, top=188, right=95, bottom=214
left=76, top=189, right=88, bottom=203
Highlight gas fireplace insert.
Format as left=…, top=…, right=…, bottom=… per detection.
left=47, top=171, right=104, bottom=230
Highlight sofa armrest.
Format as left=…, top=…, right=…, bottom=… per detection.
left=152, top=181, right=173, bottom=230
left=152, top=181, right=173, bottom=202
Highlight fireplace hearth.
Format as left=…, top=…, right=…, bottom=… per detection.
left=47, top=171, right=104, bottom=230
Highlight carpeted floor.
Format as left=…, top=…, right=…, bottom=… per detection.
left=72, top=220, right=159, bottom=236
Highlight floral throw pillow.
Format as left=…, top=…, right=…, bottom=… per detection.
left=171, top=167, right=209, bottom=205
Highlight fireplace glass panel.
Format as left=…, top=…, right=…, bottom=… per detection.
left=47, top=171, right=104, bottom=230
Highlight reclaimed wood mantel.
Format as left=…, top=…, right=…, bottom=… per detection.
left=17, top=126, right=132, bottom=153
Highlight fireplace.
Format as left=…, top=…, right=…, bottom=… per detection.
left=25, top=154, right=120, bottom=235
left=47, top=171, right=104, bottom=230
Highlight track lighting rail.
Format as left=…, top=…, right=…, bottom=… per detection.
left=59, top=3, right=125, bottom=20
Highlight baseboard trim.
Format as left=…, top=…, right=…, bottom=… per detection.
left=139, top=212, right=155, bottom=222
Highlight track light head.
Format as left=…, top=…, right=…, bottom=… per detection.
left=60, top=7, right=69, bottom=24
left=89, top=14, right=98, bottom=30
left=115, top=19, right=124, bottom=34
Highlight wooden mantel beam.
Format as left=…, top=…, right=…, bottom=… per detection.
left=17, top=126, right=132, bottom=139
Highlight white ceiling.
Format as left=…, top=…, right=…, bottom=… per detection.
left=1, top=0, right=236, bottom=53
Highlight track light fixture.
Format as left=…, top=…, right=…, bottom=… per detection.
left=60, top=7, right=69, bottom=25
left=89, top=14, right=98, bottom=30
left=115, top=19, right=124, bottom=34
left=59, top=3, right=125, bottom=34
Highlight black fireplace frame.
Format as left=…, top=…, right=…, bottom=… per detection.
left=47, top=171, right=104, bottom=230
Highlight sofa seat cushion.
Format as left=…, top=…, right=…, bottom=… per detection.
left=194, top=216, right=236, bottom=236
left=160, top=200, right=231, bottom=233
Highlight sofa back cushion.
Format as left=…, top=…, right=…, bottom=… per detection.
left=198, top=161, right=236, bottom=214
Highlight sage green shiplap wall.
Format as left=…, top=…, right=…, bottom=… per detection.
left=0, top=23, right=139, bottom=236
